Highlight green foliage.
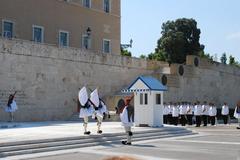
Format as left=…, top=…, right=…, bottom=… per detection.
left=121, top=48, right=132, bottom=57
left=154, top=18, right=204, bottom=63
left=147, top=50, right=167, bottom=61
left=199, top=51, right=213, bottom=62
left=220, top=53, right=227, bottom=64
left=139, top=54, right=146, bottom=59
left=228, top=55, right=240, bottom=67
left=229, top=55, right=236, bottom=65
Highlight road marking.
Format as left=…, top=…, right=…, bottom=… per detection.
left=168, top=139, right=240, bottom=145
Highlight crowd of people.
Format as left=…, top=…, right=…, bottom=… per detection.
left=163, top=101, right=240, bottom=129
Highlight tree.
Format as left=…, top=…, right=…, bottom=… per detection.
left=229, top=55, right=236, bottom=65
left=121, top=48, right=132, bottom=57
left=154, top=18, right=204, bottom=63
left=199, top=52, right=213, bottom=62
left=220, top=53, right=227, bottom=64
left=139, top=54, right=146, bottom=59
left=147, top=50, right=166, bottom=61
left=228, top=55, right=240, bottom=67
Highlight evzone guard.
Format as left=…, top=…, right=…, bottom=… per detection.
left=5, top=91, right=18, bottom=122
left=116, top=95, right=134, bottom=145
left=78, top=87, right=109, bottom=135
left=78, top=86, right=95, bottom=135
left=90, top=88, right=109, bottom=134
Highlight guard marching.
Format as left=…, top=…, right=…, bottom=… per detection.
left=78, top=87, right=95, bottom=135
left=116, top=95, right=134, bottom=145
left=90, top=88, right=109, bottom=134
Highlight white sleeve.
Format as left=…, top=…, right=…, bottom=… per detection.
left=101, top=102, right=108, bottom=113
left=120, top=107, right=128, bottom=123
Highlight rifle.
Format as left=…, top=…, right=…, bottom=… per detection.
left=12, top=91, right=17, bottom=98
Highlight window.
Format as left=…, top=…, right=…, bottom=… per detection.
left=33, top=25, right=44, bottom=43
left=83, top=0, right=91, bottom=8
left=144, top=93, right=148, bottom=105
left=59, top=30, right=69, bottom=47
left=140, top=93, right=143, bottom=105
left=103, top=0, right=110, bottom=13
left=82, top=35, right=91, bottom=49
left=140, top=93, right=148, bottom=105
left=103, top=39, right=110, bottom=53
left=2, top=20, right=13, bottom=38
left=156, top=94, right=161, bottom=105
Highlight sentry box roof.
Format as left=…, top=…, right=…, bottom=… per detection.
left=122, top=76, right=167, bottom=93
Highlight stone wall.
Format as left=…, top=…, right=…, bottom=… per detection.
left=1, top=38, right=239, bottom=122
left=0, top=38, right=168, bottom=121
left=156, top=55, right=240, bottom=108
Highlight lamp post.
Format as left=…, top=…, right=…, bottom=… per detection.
left=85, top=27, right=91, bottom=49
left=121, top=39, right=133, bottom=49
left=86, top=27, right=91, bottom=37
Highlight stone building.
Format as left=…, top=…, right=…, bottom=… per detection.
left=0, top=0, right=120, bottom=54
left=0, top=0, right=240, bottom=122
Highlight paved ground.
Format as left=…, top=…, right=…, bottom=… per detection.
left=2, top=123, right=240, bottom=160
left=0, top=122, right=166, bottom=144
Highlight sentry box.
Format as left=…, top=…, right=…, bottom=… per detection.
left=122, top=76, right=167, bottom=127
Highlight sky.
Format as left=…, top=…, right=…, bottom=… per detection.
left=121, top=0, right=240, bottom=62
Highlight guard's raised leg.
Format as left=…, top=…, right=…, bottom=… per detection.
left=122, top=126, right=132, bottom=145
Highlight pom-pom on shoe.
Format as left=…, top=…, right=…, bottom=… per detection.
left=84, top=131, right=91, bottom=135
left=121, top=141, right=132, bottom=145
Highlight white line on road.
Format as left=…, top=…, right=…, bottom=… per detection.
left=168, top=139, right=240, bottom=145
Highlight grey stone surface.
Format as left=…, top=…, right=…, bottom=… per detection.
left=5, top=124, right=240, bottom=160
left=0, top=121, right=186, bottom=144
left=0, top=38, right=167, bottom=121
left=155, top=56, right=240, bottom=108
left=0, top=38, right=240, bottom=121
